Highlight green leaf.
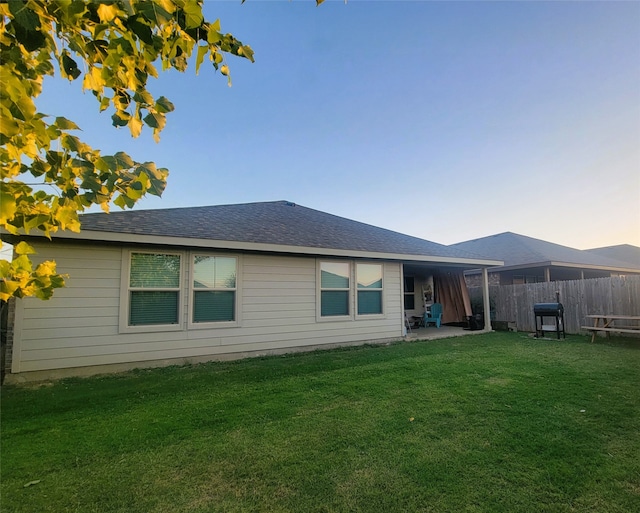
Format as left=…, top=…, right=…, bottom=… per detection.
left=86, top=40, right=109, bottom=62
left=0, top=0, right=255, bottom=301
left=99, top=96, right=111, bottom=112
left=55, top=205, right=81, bottom=232
left=143, top=112, right=166, bottom=131
left=83, top=66, right=106, bottom=93
left=9, top=97, right=36, bottom=122
left=182, top=1, right=204, bottom=29
left=30, top=159, right=50, bottom=177
left=61, top=52, right=81, bottom=80
left=0, top=192, right=17, bottom=225
left=54, top=117, right=81, bottom=130
left=127, top=15, right=153, bottom=46
left=133, top=90, right=154, bottom=106
left=8, top=0, right=41, bottom=31
left=0, top=280, right=21, bottom=302
left=114, top=194, right=135, bottom=209
left=95, top=156, right=116, bottom=172
left=154, top=96, right=174, bottom=114
left=96, top=3, right=120, bottom=23
left=128, top=116, right=143, bottom=138
left=172, top=54, right=188, bottom=72
left=195, top=44, right=208, bottom=74
left=49, top=273, right=66, bottom=289
left=111, top=111, right=130, bottom=127
left=238, top=45, right=255, bottom=63
left=11, top=23, right=46, bottom=52
left=14, top=241, right=36, bottom=256
left=136, top=1, right=173, bottom=24
left=0, top=115, right=21, bottom=137
left=61, top=134, right=90, bottom=154
left=113, top=152, right=135, bottom=169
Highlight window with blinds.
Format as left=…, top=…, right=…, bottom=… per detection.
left=128, top=252, right=181, bottom=326
left=192, top=255, right=237, bottom=323
left=320, top=261, right=350, bottom=317
left=356, top=263, right=383, bottom=315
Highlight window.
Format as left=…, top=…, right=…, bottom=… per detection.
left=403, top=276, right=415, bottom=310
left=192, top=255, right=237, bottom=323
left=318, top=260, right=385, bottom=319
left=357, top=263, right=383, bottom=315
left=320, top=261, right=350, bottom=317
left=122, top=250, right=241, bottom=332
left=128, top=252, right=181, bottom=326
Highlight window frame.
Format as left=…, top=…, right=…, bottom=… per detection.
left=188, top=253, right=241, bottom=329
left=355, top=262, right=385, bottom=318
left=120, top=249, right=243, bottom=333
left=120, top=249, right=185, bottom=333
left=403, top=276, right=415, bottom=310
left=316, top=260, right=386, bottom=321
left=317, top=260, right=353, bottom=321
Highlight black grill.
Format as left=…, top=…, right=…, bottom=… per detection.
left=534, top=303, right=564, bottom=316
left=534, top=301, right=565, bottom=339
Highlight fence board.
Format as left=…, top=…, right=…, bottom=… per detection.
left=469, top=275, right=640, bottom=334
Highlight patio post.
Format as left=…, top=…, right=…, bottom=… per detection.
left=482, top=267, right=492, bottom=332
left=400, top=263, right=407, bottom=336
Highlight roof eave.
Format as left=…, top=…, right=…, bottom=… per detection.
left=4, top=229, right=503, bottom=268
left=465, top=260, right=640, bottom=274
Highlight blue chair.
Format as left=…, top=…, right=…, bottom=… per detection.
left=423, top=303, right=443, bottom=328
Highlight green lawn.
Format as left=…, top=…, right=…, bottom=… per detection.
left=2, top=332, right=639, bottom=513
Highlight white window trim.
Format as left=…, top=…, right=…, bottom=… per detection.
left=119, top=249, right=185, bottom=334
left=316, top=260, right=387, bottom=322
left=187, top=253, right=242, bottom=330
left=120, top=249, right=243, bottom=333
left=316, top=259, right=354, bottom=322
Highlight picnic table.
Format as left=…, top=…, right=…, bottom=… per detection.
left=582, top=314, right=640, bottom=342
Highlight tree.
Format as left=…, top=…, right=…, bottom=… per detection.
left=1, top=1, right=323, bottom=302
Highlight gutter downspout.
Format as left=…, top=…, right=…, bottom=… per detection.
left=482, top=268, right=492, bottom=332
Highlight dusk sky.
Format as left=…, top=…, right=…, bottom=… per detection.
left=34, top=0, right=640, bottom=251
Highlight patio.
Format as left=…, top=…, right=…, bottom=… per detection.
left=405, top=325, right=487, bottom=341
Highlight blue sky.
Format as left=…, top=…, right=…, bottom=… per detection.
left=35, top=0, right=640, bottom=250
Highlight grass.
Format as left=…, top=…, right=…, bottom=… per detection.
left=1, top=332, right=639, bottom=513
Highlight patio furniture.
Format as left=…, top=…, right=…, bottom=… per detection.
left=404, top=312, right=412, bottom=334
left=423, top=303, right=443, bottom=328
left=582, top=314, right=640, bottom=342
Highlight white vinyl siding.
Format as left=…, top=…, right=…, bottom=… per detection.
left=10, top=242, right=403, bottom=375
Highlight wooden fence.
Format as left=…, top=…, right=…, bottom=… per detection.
left=468, top=275, right=640, bottom=334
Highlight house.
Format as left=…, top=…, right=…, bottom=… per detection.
left=449, top=232, right=640, bottom=286
left=2, top=201, right=501, bottom=382
left=585, top=244, right=640, bottom=269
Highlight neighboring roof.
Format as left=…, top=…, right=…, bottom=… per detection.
left=49, top=201, right=500, bottom=266
left=449, top=232, right=640, bottom=272
left=585, top=244, right=640, bottom=268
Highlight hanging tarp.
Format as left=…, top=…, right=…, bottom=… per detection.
left=433, top=270, right=472, bottom=324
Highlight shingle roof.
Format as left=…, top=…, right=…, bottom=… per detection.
left=77, top=200, right=489, bottom=262
left=449, top=232, right=640, bottom=271
left=585, top=244, right=640, bottom=268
